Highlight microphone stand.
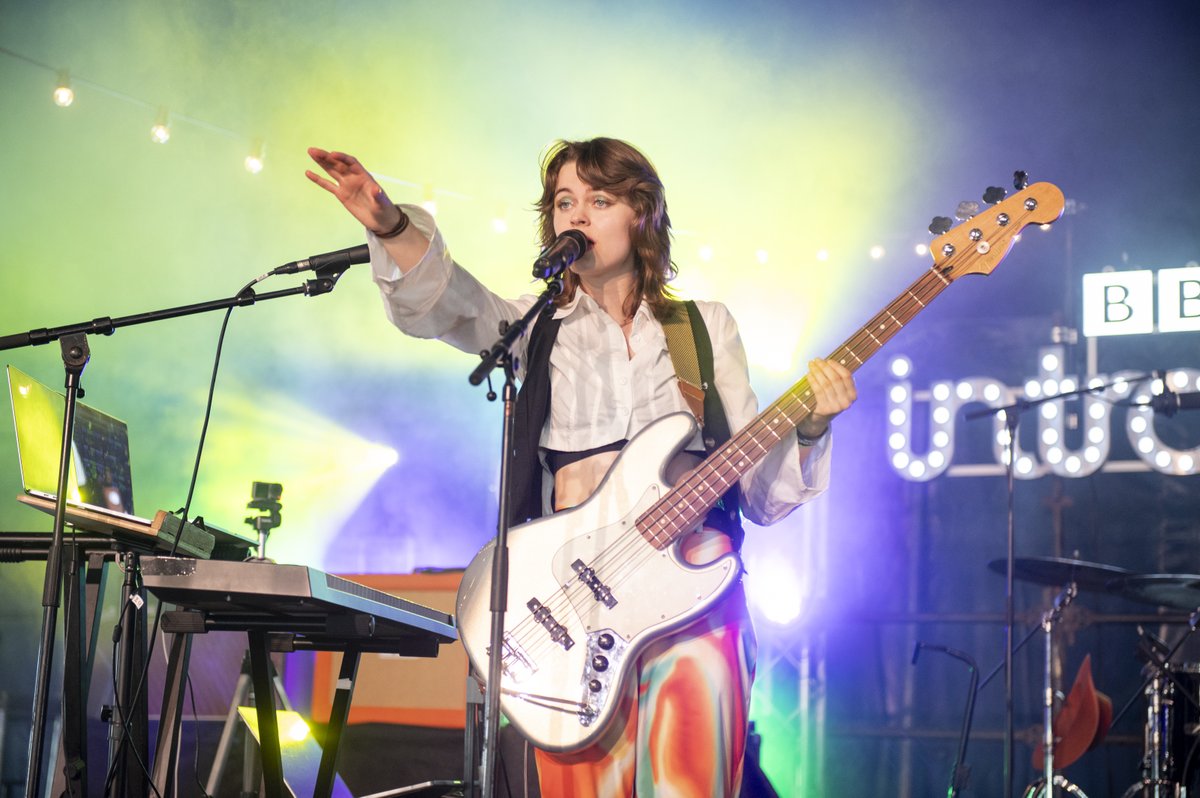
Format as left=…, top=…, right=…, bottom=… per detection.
left=467, top=276, right=563, bottom=798
left=1, top=262, right=355, bottom=798
left=965, top=373, right=1150, bottom=797
left=912, top=642, right=980, bottom=798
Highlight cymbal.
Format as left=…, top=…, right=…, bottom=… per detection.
left=1106, top=574, right=1200, bottom=611
left=987, top=556, right=1134, bottom=592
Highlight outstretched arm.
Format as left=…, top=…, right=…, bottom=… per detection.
left=305, top=147, right=430, bottom=273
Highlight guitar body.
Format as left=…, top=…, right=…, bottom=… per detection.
left=455, top=411, right=742, bottom=752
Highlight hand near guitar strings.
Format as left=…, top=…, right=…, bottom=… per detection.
left=799, top=357, right=856, bottom=439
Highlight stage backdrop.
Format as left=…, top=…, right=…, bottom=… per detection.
left=1, top=1, right=1198, bottom=795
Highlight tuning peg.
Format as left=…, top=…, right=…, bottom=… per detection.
left=928, top=216, right=953, bottom=235
left=954, top=200, right=981, bottom=221
left=982, top=186, right=1007, bottom=205
left=1013, top=170, right=1029, bottom=190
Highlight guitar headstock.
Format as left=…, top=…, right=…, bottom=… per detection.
left=930, top=181, right=1065, bottom=280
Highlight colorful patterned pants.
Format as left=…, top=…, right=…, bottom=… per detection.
left=533, top=582, right=757, bottom=797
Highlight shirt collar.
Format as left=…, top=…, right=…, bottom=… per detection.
left=552, top=289, right=651, bottom=322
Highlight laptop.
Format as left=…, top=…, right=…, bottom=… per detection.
left=8, top=364, right=141, bottom=524
left=6, top=365, right=256, bottom=558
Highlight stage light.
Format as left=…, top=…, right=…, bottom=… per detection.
left=869, top=245, right=885, bottom=259
left=244, top=139, right=265, bottom=174
left=53, top=70, right=74, bottom=107
left=1042, top=428, right=1059, bottom=445
left=815, top=249, right=829, bottom=262
left=285, top=715, right=311, bottom=742
left=755, top=249, right=769, bottom=264
left=746, top=558, right=806, bottom=625
left=150, top=108, right=170, bottom=144
left=699, top=244, right=714, bottom=261
left=914, top=243, right=929, bottom=256
left=889, top=385, right=907, bottom=402
left=889, top=356, right=911, bottom=378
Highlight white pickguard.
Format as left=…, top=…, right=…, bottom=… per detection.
left=455, top=412, right=741, bottom=752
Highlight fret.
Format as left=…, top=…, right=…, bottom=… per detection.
left=632, top=183, right=1062, bottom=550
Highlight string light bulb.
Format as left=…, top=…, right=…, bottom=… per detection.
left=421, top=183, right=437, bottom=216
left=150, top=108, right=170, bottom=144
left=244, top=139, right=265, bottom=174
left=491, top=203, right=508, bottom=233
left=53, top=70, right=74, bottom=107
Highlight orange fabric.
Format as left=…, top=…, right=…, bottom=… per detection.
left=534, top=584, right=755, bottom=797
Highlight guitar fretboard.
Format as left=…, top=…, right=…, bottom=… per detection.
left=634, top=180, right=1064, bottom=549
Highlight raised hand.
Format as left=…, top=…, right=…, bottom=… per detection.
left=305, top=147, right=402, bottom=233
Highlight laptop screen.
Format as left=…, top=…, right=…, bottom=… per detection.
left=7, top=365, right=136, bottom=516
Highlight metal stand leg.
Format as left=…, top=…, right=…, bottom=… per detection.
left=463, top=676, right=483, bottom=798
left=150, top=632, right=193, bottom=798
left=206, top=648, right=292, bottom=797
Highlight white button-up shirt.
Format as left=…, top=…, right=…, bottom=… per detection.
left=369, top=206, right=831, bottom=526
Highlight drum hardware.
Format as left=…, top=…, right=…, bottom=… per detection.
left=989, top=556, right=1136, bottom=594
left=912, top=642, right=979, bottom=797
left=1113, top=614, right=1200, bottom=797
left=1109, top=575, right=1200, bottom=613
left=1023, top=774, right=1089, bottom=798
left=1019, top=582, right=1095, bottom=798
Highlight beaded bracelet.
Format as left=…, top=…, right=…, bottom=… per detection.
left=373, top=208, right=410, bottom=239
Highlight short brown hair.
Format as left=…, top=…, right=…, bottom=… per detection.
left=535, top=138, right=676, bottom=320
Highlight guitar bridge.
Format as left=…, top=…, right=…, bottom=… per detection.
left=494, top=633, right=536, bottom=683
left=571, top=559, right=617, bottom=609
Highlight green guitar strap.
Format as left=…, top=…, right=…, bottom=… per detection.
left=662, top=300, right=745, bottom=549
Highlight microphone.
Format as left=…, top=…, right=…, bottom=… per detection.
left=272, top=244, right=371, bottom=276
left=532, top=230, right=590, bottom=279
left=1150, top=389, right=1200, bottom=417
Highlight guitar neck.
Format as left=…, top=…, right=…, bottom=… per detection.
left=637, top=266, right=954, bottom=548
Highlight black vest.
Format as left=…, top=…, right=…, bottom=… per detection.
left=506, top=302, right=745, bottom=550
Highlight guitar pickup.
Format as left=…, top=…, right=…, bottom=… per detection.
left=572, top=559, right=617, bottom=609
left=527, top=598, right=574, bottom=650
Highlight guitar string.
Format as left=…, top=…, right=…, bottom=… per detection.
left=500, top=196, right=1043, bottom=664
left=508, top=258, right=959, bottom=661
left=508, top=264, right=957, bottom=663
